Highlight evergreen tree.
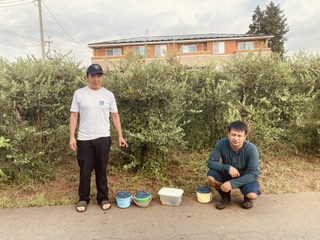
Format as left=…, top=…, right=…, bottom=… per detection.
left=247, top=1, right=289, bottom=58
left=248, top=6, right=265, bottom=34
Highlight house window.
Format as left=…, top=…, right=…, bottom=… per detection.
left=135, top=46, right=146, bottom=56
left=182, top=44, right=197, bottom=53
left=106, top=48, right=122, bottom=56
left=238, top=42, right=254, bottom=50
left=214, top=42, right=225, bottom=54
left=156, top=45, right=167, bottom=57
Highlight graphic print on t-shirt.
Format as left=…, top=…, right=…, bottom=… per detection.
left=99, top=101, right=105, bottom=107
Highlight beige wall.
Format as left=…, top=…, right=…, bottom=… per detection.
left=92, top=51, right=271, bottom=70
left=90, top=38, right=272, bottom=69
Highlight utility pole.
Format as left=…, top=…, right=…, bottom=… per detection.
left=36, top=0, right=45, bottom=63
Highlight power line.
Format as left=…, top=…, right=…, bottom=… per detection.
left=42, top=0, right=90, bottom=53
left=0, top=28, right=39, bottom=42
left=0, top=0, right=28, bottom=4
left=0, top=0, right=32, bottom=8
left=40, top=1, right=90, bottom=56
left=0, top=0, right=90, bottom=62
left=0, top=44, right=40, bottom=51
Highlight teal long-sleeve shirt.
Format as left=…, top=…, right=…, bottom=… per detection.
left=207, top=138, right=260, bottom=189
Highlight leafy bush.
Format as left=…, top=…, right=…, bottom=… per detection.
left=180, top=62, right=240, bottom=150
left=106, top=55, right=186, bottom=178
left=0, top=55, right=84, bottom=182
left=222, top=52, right=318, bottom=155
left=287, top=50, right=320, bottom=152
left=1, top=50, right=320, bottom=183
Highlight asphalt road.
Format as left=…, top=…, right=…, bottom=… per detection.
left=1, top=192, right=319, bottom=240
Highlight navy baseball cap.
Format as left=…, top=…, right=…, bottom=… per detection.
left=86, top=64, right=104, bottom=75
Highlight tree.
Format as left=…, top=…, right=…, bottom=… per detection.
left=248, top=6, right=265, bottom=34
left=247, top=1, right=289, bottom=58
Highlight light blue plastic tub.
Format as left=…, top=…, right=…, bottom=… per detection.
left=116, top=196, right=132, bottom=209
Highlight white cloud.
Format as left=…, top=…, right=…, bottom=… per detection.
left=0, top=0, right=319, bottom=67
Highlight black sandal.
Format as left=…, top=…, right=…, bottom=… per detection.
left=76, top=200, right=87, bottom=212
left=100, top=200, right=111, bottom=211
left=242, top=197, right=253, bottom=209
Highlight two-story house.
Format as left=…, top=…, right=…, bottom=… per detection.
left=88, top=33, right=273, bottom=68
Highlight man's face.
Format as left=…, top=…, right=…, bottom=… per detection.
left=228, top=128, right=247, bottom=151
left=87, top=74, right=104, bottom=90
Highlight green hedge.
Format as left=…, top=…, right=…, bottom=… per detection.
left=0, top=50, right=319, bottom=182
left=0, top=55, right=84, bottom=182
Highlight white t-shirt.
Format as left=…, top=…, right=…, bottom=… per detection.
left=70, top=86, right=118, bottom=140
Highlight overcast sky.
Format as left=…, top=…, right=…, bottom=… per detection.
left=1, top=0, right=319, bottom=67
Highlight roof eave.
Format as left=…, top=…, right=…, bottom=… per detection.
left=88, top=35, right=274, bottom=49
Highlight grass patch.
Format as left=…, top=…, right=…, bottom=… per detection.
left=28, top=194, right=46, bottom=207
left=0, top=151, right=319, bottom=208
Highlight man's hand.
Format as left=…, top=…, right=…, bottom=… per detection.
left=69, top=137, right=77, bottom=151
left=220, top=181, right=232, bottom=192
left=229, top=166, right=240, bottom=178
left=119, top=137, right=128, bottom=148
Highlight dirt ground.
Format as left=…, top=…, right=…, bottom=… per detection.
left=0, top=153, right=319, bottom=208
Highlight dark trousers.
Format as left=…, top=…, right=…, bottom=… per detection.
left=207, top=169, right=261, bottom=196
left=77, top=137, right=111, bottom=204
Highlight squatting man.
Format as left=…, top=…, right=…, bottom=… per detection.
left=207, top=120, right=261, bottom=210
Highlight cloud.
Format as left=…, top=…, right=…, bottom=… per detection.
left=0, top=0, right=319, bottom=67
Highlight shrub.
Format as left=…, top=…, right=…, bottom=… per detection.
left=223, top=52, right=318, bottom=155
left=0, top=55, right=84, bottom=182
left=106, top=55, right=186, bottom=178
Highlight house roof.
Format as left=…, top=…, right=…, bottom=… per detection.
left=88, top=33, right=273, bottom=48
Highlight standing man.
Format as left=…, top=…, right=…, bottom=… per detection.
left=69, top=63, right=127, bottom=212
left=207, top=120, right=261, bottom=210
